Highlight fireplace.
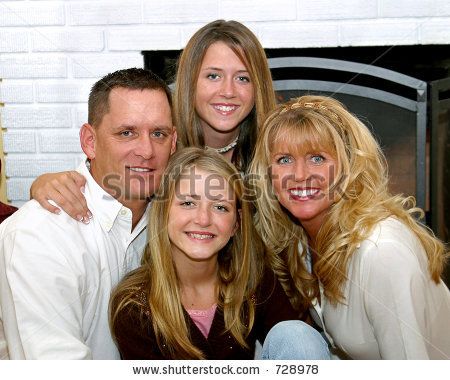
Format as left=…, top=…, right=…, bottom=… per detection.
left=143, top=45, right=450, bottom=267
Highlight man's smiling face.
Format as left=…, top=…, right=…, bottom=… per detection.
left=86, top=87, right=176, bottom=207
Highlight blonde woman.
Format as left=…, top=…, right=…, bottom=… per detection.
left=30, top=20, right=276, bottom=218
left=250, top=95, right=450, bottom=359
left=109, top=147, right=328, bottom=359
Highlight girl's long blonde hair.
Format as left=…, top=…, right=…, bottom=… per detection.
left=174, top=19, right=277, bottom=172
left=250, top=95, right=448, bottom=305
left=110, top=147, right=264, bottom=359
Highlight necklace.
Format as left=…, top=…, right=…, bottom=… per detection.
left=205, top=135, right=238, bottom=154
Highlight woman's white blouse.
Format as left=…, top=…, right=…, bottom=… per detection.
left=312, top=217, right=450, bottom=359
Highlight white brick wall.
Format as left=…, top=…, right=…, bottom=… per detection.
left=0, top=1, right=65, bottom=26
left=339, top=20, right=420, bottom=46
left=0, top=81, right=34, bottom=103
left=220, top=0, right=297, bottom=22
left=0, top=54, right=67, bottom=78
left=0, top=30, right=28, bottom=52
left=71, top=53, right=143, bottom=78
left=107, top=26, right=181, bottom=51
left=379, top=0, right=450, bottom=18
left=143, top=0, right=219, bottom=23
left=5, top=156, right=81, bottom=178
left=3, top=131, right=36, bottom=153
left=420, top=18, right=450, bottom=44
left=68, top=1, right=143, bottom=25
left=0, top=0, right=449, bottom=206
left=260, top=22, right=340, bottom=48
left=31, top=28, right=104, bottom=52
left=35, top=80, right=94, bottom=103
left=38, top=130, right=81, bottom=153
left=297, top=0, right=377, bottom=20
left=6, top=178, right=36, bottom=203
left=2, top=106, right=73, bottom=129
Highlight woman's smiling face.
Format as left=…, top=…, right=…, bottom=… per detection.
left=270, top=144, right=337, bottom=235
left=195, top=41, right=255, bottom=143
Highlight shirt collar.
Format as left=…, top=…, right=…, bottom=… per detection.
left=77, top=162, right=150, bottom=234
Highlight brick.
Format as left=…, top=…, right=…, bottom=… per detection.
left=1, top=106, right=72, bottom=129
left=71, top=53, right=143, bottom=78
left=420, top=19, right=450, bottom=44
left=6, top=178, right=34, bottom=201
left=0, top=1, right=64, bottom=26
left=0, top=81, right=34, bottom=103
left=435, top=0, right=450, bottom=15
left=380, top=0, right=437, bottom=17
left=5, top=156, right=79, bottom=178
left=107, top=26, right=181, bottom=51
left=38, top=130, right=82, bottom=153
left=220, top=0, right=296, bottom=21
left=181, top=23, right=210, bottom=46
left=74, top=106, right=89, bottom=127
left=0, top=54, right=67, bottom=79
left=31, top=28, right=104, bottom=52
left=35, top=81, right=95, bottom=103
left=181, top=22, right=261, bottom=46
left=259, top=22, right=339, bottom=48
left=0, top=30, right=28, bottom=53
left=69, top=0, right=142, bottom=25
left=2, top=131, right=36, bottom=153
left=339, top=20, right=419, bottom=46
left=297, top=0, right=377, bottom=20
left=143, top=0, right=219, bottom=23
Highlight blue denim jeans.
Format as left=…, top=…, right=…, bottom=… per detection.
left=261, top=320, right=331, bottom=360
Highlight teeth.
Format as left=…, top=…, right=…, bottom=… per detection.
left=187, top=233, right=214, bottom=240
left=214, top=105, right=237, bottom=112
left=129, top=167, right=151, bottom=172
left=289, top=189, right=319, bottom=197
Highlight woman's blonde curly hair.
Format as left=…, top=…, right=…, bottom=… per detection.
left=250, top=95, right=448, bottom=305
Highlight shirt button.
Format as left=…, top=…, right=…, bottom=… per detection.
left=120, top=210, right=128, bottom=216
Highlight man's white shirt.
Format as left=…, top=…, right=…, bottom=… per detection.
left=0, top=162, right=149, bottom=359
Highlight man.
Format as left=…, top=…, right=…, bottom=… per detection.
left=0, top=68, right=177, bottom=359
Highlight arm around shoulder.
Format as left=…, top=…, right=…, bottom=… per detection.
left=30, top=171, right=90, bottom=222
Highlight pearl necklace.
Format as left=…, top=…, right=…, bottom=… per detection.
left=205, top=135, right=238, bottom=154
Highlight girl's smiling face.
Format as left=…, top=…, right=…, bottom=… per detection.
left=168, top=167, right=238, bottom=263
left=195, top=41, right=255, bottom=144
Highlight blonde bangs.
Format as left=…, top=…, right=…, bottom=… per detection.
left=268, top=111, right=338, bottom=159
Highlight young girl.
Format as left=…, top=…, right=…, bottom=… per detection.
left=174, top=19, right=275, bottom=171
left=250, top=95, right=450, bottom=359
left=30, top=20, right=276, bottom=219
left=109, top=147, right=325, bottom=359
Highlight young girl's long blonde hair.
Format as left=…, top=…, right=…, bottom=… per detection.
left=174, top=19, right=277, bottom=172
left=110, top=147, right=264, bottom=358
left=250, top=95, right=448, bottom=305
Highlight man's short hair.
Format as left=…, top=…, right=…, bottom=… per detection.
left=88, top=68, right=172, bottom=127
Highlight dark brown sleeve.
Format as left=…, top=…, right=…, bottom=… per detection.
left=113, top=303, right=166, bottom=360
left=254, top=268, right=301, bottom=342
left=0, top=201, right=18, bottom=223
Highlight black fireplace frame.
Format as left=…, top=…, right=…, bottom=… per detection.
left=430, top=78, right=450, bottom=243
